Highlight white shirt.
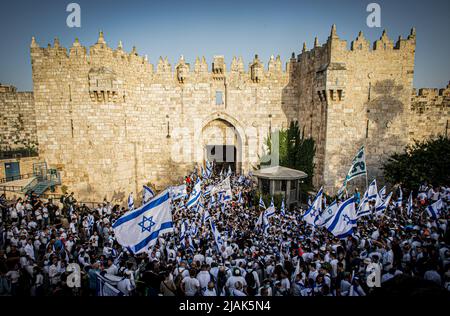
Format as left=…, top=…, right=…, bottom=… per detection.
left=196, top=271, right=211, bottom=291
left=182, top=276, right=200, bottom=296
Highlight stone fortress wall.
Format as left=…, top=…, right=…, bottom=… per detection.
left=0, top=84, right=37, bottom=152
left=1, top=25, right=448, bottom=201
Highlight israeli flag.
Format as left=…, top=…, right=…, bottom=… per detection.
left=186, top=181, right=202, bottom=209
left=128, top=193, right=134, bottom=211
left=227, top=165, right=232, bottom=177
left=325, top=197, right=356, bottom=239
left=180, top=220, right=187, bottom=247
left=202, top=209, right=211, bottom=225
left=259, top=196, right=266, bottom=209
left=378, top=186, right=386, bottom=201
left=316, top=200, right=338, bottom=227
left=303, top=187, right=323, bottom=226
left=265, top=197, right=276, bottom=218
left=262, top=212, right=270, bottom=236
left=169, top=184, right=187, bottom=201
left=142, top=185, right=155, bottom=205
left=426, top=199, right=443, bottom=219
left=210, top=219, right=225, bottom=251
left=394, top=186, right=403, bottom=208
left=206, top=160, right=213, bottom=173
left=375, top=192, right=393, bottom=214
left=357, top=184, right=373, bottom=218
left=113, top=190, right=173, bottom=254
left=237, top=191, right=244, bottom=204
left=201, top=166, right=207, bottom=179
left=367, top=180, right=378, bottom=201
left=407, top=192, right=413, bottom=217
left=280, top=199, right=286, bottom=217
left=210, top=194, right=216, bottom=208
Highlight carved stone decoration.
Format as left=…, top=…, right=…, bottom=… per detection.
left=250, top=54, right=263, bottom=83
left=157, top=57, right=172, bottom=74
left=176, top=55, right=190, bottom=84
left=88, top=67, right=121, bottom=103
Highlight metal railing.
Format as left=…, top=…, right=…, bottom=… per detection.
left=0, top=172, right=35, bottom=184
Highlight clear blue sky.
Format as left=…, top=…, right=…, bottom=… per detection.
left=0, top=0, right=449, bottom=91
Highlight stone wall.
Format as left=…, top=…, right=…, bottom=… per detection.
left=0, top=84, right=37, bottom=152
left=294, top=26, right=417, bottom=194
left=13, top=27, right=448, bottom=200
left=409, top=84, right=450, bottom=141
left=30, top=34, right=298, bottom=202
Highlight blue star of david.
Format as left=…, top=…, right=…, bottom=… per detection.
left=138, top=215, right=155, bottom=233
left=342, top=214, right=351, bottom=224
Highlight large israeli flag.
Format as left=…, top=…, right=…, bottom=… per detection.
left=113, top=190, right=173, bottom=254
left=426, top=199, right=443, bottom=219
left=303, top=187, right=323, bottom=226
left=316, top=200, right=338, bottom=227
left=142, top=185, right=155, bottom=205
left=326, top=197, right=356, bottom=239
left=186, top=181, right=202, bottom=209
left=128, top=193, right=134, bottom=211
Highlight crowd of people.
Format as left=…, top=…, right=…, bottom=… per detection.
left=0, top=165, right=449, bottom=296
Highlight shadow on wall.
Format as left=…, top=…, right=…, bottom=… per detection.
left=328, top=79, right=406, bottom=194
left=365, top=79, right=405, bottom=180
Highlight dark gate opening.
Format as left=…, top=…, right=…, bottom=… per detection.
left=206, top=145, right=236, bottom=174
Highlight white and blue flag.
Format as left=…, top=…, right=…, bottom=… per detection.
left=303, top=187, right=323, bottom=226
left=237, top=191, right=244, bottom=204
left=316, top=200, right=338, bottom=227
left=280, top=199, right=286, bottom=217
left=367, top=180, right=378, bottom=201
left=259, top=196, right=266, bottom=209
left=325, top=197, right=356, bottom=239
left=186, top=181, right=202, bottom=209
left=407, top=192, right=413, bottom=217
left=426, top=199, right=443, bottom=219
left=375, top=192, right=393, bottom=214
left=169, top=184, right=187, bottom=201
left=378, top=186, right=386, bottom=201
left=210, top=219, right=225, bottom=251
left=142, top=185, right=155, bottom=205
left=202, top=209, right=211, bottom=225
left=265, top=197, right=276, bottom=218
left=113, top=190, right=173, bottom=254
left=128, top=193, right=134, bottom=211
left=394, top=186, right=403, bottom=209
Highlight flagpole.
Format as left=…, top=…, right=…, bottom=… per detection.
left=364, top=144, right=369, bottom=192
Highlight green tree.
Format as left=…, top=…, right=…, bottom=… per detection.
left=383, top=136, right=450, bottom=191
left=262, top=121, right=316, bottom=188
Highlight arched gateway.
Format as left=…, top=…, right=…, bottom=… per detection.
left=200, top=112, right=247, bottom=174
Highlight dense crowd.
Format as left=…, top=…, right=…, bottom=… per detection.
left=0, top=167, right=449, bottom=296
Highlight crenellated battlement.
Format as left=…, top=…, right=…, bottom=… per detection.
left=297, top=25, right=416, bottom=63
left=411, top=82, right=450, bottom=114
left=30, top=31, right=292, bottom=82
